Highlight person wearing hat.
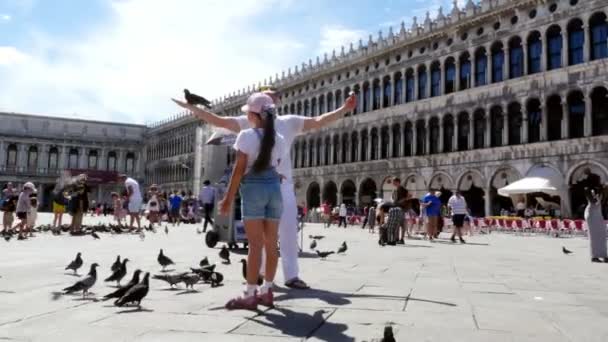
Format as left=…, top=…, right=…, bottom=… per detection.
left=173, top=87, right=357, bottom=290
left=219, top=92, right=286, bottom=310
left=14, top=182, right=35, bottom=238
left=117, top=174, right=143, bottom=231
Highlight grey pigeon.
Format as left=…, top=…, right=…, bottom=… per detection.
left=91, top=231, right=100, bottom=239
left=190, top=264, right=216, bottom=282
left=111, top=255, right=121, bottom=273
left=179, top=273, right=200, bottom=290
left=210, top=272, right=224, bottom=288
left=103, top=270, right=142, bottom=300
left=153, top=273, right=186, bottom=288
left=158, top=249, right=175, bottom=270
left=316, top=250, right=334, bottom=259
left=562, top=246, right=573, bottom=255
left=337, top=241, right=347, bottom=254
left=105, top=258, right=129, bottom=286
left=240, top=259, right=263, bottom=285
left=381, top=325, right=396, bottom=342
left=199, top=257, right=209, bottom=267
left=63, top=263, right=99, bottom=297
left=114, top=272, right=150, bottom=308
left=219, top=245, right=230, bottom=264
left=310, top=239, right=317, bottom=250
left=65, top=252, right=83, bottom=274
left=164, top=225, right=169, bottom=235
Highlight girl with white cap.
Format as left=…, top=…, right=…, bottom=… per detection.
left=219, top=92, right=286, bottom=310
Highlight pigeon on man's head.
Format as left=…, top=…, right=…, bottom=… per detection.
left=199, top=257, right=209, bottom=267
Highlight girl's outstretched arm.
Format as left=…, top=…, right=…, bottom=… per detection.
left=172, top=99, right=241, bottom=133
left=219, top=151, right=247, bottom=216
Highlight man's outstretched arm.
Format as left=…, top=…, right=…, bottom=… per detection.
left=301, top=93, right=357, bottom=132
left=172, top=99, right=241, bottom=133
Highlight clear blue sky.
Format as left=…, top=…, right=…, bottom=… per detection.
left=0, top=0, right=462, bottom=123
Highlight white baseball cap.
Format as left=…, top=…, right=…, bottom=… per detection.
left=241, top=92, right=275, bottom=114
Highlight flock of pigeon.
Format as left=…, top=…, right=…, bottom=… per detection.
left=309, top=234, right=348, bottom=259
left=60, top=246, right=230, bottom=309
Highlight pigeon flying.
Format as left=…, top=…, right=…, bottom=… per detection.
left=114, top=272, right=150, bottom=309
left=65, top=252, right=83, bottom=274
left=111, top=255, right=121, bottom=273
left=310, top=239, right=317, bottom=250
left=103, top=270, right=142, bottom=301
left=184, top=89, right=212, bottom=108
left=219, top=246, right=230, bottom=264
left=337, top=241, right=348, bottom=254
left=562, top=246, right=573, bottom=255
left=153, top=273, right=186, bottom=288
left=316, top=250, right=334, bottom=259
left=158, top=249, right=175, bottom=270
left=105, top=258, right=129, bottom=286
left=240, top=259, right=263, bottom=285
left=63, top=263, right=99, bottom=298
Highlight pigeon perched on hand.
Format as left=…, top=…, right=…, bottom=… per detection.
left=153, top=273, right=186, bottom=288
left=310, top=239, right=317, bottom=250
left=337, top=241, right=348, bottom=254
left=111, top=255, right=121, bottom=273
left=240, top=259, right=263, bottom=285
left=103, top=270, right=142, bottom=301
left=157, top=249, right=175, bottom=271
left=316, top=250, right=334, bottom=259
left=562, top=246, right=573, bottom=255
left=219, top=246, right=230, bottom=264
left=105, top=258, right=129, bottom=286
left=63, top=263, right=99, bottom=298
left=114, top=272, right=150, bottom=309
left=65, top=252, right=83, bottom=274
left=184, top=89, right=212, bottom=108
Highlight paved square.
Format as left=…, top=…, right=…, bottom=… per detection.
left=1, top=213, right=607, bottom=341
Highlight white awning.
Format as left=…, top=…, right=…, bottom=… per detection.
left=498, top=167, right=564, bottom=197
left=206, top=131, right=236, bottom=146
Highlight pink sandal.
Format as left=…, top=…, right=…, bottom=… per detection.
left=257, top=289, right=274, bottom=307
left=225, top=293, right=259, bottom=310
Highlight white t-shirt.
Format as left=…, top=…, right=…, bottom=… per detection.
left=125, top=178, right=142, bottom=202
left=448, top=195, right=468, bottom=215
left=236, top=115, right=305, bottom=182
left=339, top=205, right=347, bottom=217
left=233, top=128, right=286, bottom=175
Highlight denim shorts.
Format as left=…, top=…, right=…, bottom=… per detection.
left=240, top=168, right=283, bottom=221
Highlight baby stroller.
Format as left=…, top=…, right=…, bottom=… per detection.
left=379, top=207, right=403, bottom=246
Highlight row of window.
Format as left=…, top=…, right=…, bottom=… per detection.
left=2, top=145, right=136, bottom=173
left=275, top=13, right=608, bottom=117
left=146, top=165, right=190, bottom=185
left=292, top=87, right=608, bottom=169
left=147, top=133, right=195, bottom=161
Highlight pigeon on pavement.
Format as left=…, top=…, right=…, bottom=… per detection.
left=153, top=273, right=186, bottom=288
left=63, top=263, right=99, bottom=298
left=199, top=257, right=209, bottom=267
left=179, top=273, right=201, bottom=290
left=310, top=239, right=317, bottom=250
left=240, top=259, right=263, bottom=285
left=219, top=245, right=230, bottom=264
left=103, top=270, right=142, bottom=300
left=337, top=241, right=348, bottom=254
left=111, top=256, right=121, bottom=273
left=562, top=246, right=573, bottom=255
left=309, top=235, right=325, bottom=240
left=164, top=225, right=169, bottom=235
left=158, top=249, right=175, bottom=271
left=114, top=272, right=150, bottom=309
left=316, top=250, right=335, bottom=259
left=105, top=258, right=129, bottom=286
left=65, top=252, right=83, bottom=274
left=91, top=231, right=100, bottom=240
left=210, top=272, right=224, bottom=288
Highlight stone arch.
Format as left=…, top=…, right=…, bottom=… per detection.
left=340, top=179, right=357, bottom=206
left=567, top=160, right=608, bottom=219
left=489, top=166, right=523, bottom=215
left=429, top=172, right=455, bottom=204
left=359, top=178, right=378, bottom=207
left=456, top=169, right=486, bottom=217
left=322, top=181, right=338, bottom=207
left=380, top=176, right=396, bottom=202
left=306, top=182, right=321, bottom=209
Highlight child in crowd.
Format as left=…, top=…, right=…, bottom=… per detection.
left=147, top=184, right=160, bottom=227
left=112, top=192, right=125, bottom=226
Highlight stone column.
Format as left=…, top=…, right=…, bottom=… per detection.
left=540, top=37, right=548, bottom=72
left=485, top=111, right=492, bottom=147
left=503, top=106, right=509, bottom=145
left=522, top=42, right=529, bottom=75
left=522, top=111, right=529, bottom=144
left=413, top=68, right=419, bottom=100
left=193, top=125, right=203, bottom=197
left=455, top=61, right=461, bottom=91
left=438, top=118, right=444, bottom=153
left=366, top=130, right=372, bottom=161
left=468, top=121, right=474, bottom=150
left=583, top=24, right=590, bottom=63
left=59, top=145, right=68, bottom=170
left=369, top=79, right=374, bottom=112
left=470, top=51, right=477, bottom=88
left=425, top=120, right=431, bottom=155
left=585, top=95, right=592, bottom=137
left=329, top=141, right=335, bottom=165
left=98, top=149, right=106, bottom=171
left=440, top=59, right=446, bottom=94
left=426, top=62, right=432, bottom=97
left=0, top=140, right=5, bottom=168
left=540, top=103, right=548, bottom=141
left=358, top=82, right=365, bottom=114
left=38, top=144, right=49, bottom=174
left=561, top=29, right=568, bottom=68
left=454, top=119, right=459, bottom=151
left=484, top=186, right=491, bottom=217
left=79, top=148, right=87, bottom=169
left=561, top=100, right=570, bottom=139
left=401, top=68, right=407, bottom=104
left=503, top=44, right=509, bottom=80
left=388, top=127, right=394, bottom=158
left=17, top=144, right=27, bottom=171
left=389, top=75, right=395, bottom=107
left=412, top=125, right=418, bottom=156
left=379, top=80, right=385, bottom=109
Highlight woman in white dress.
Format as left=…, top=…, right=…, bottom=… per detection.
left=584, top=188, right=607, bottom=263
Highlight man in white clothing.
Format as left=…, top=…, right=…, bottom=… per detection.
left=199, top=180, right=216, bottom=232
left=173, top=88, right=356, bottom=289
left=447, top=191, right=468, bottom=243
left=118, top=174, right=142, bottom=232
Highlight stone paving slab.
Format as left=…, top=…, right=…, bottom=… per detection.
left=1, top=213, right=607, bottom=341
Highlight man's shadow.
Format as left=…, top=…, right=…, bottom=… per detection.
left=246, top=307, right=353, bottom=342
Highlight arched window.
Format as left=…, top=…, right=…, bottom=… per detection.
left=335, top=90, right=342, bottom=109
left=491, top=42, right=504, bottom=82
left=296, top=102, right=302, bottom=115
left=48, top=147, right=58, bottom=169
left=394, top=72, right=403, bottom=105
left=405, top=69, right=415, bottom=102
left=370, top=128, right=379, bottom=160
left=458, top=112, right=470, bottom=151
left=508, top=103, right=522, bottom=145
left=475, top=48, right=488, bottom=86
left=418, top=65, right=427, bottom=99
left=473, top=109, right=485, bottom=148
left=404, top=122, right=413, bottom=157
left=290, top=103, right=296, bottom=114
left=415, top=120, right=426, bottom=155
left=392, top=124, right=401, bottom=158
left=568, top=19, right=584, bottom=65
left=509, top=36, right=524, bottom=78
left=300, top=142, right=306, bottom=167
left=304, top=100, right=310, bottom=117
left=546, top=26, right=563, bottom=70
left=382, top=76, right=391, bottom=107
left=6, top=144, right=17, bottom=166
left=293, top=142, right=299, bottom=168
left=326, top=93, right=333, bottom=112
left=360, top=130, right=368, bottom=161
left=319, top=95, right=325, bottom=114
left=443, top=115, right=454, bottom=152
left=311, top=98, right=317, bottom=117
left=308, top=141, right=314, bottom=167
left=331, top=136, right=339, bottom=164
left=590, top=12, right=608, bottom=61
left=568, top=91, right=585, bottom=138
left=430, top=62, right=441, bottom=97
left=527, top=99, right=542, bottom=143
left=27, top=146, right=38, bottom=169
left=527, top=31, right=542, bottom=74
left=445, top=57, right=456, bottom=93
left=372, top=79, right=381, bottom=110
left=490, top=106, right=504, bottom=147
left=88, top=150, right=98, bottom=169
left=460, top=52, right=472, bottom=90
left=591, top=87, right=608, bottom=136
left=315, top=138, right=322, bottom=166
left=380, top=126, right=389, bottom=159
left=350, top=132, right=357, bottom=162
left=429, top=117, right=440, bottom=154
left=363, top=82, right=371, bottom=112
left=547, top=95, right=563, bottom=141
left=107, top=151, right=117, bottom=171
left=342, top=134, right=350, bottom=163
left=68, top=148, right=79, bottom=169
left=126, top=152, right=135, bottom=173
left=324, top=137, right=330, bottom=165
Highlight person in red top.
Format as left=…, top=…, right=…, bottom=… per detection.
left=322, top=201, right=331, bottom=228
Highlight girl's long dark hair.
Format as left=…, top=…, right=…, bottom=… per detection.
left=252, top=107, right=276, bottom=173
